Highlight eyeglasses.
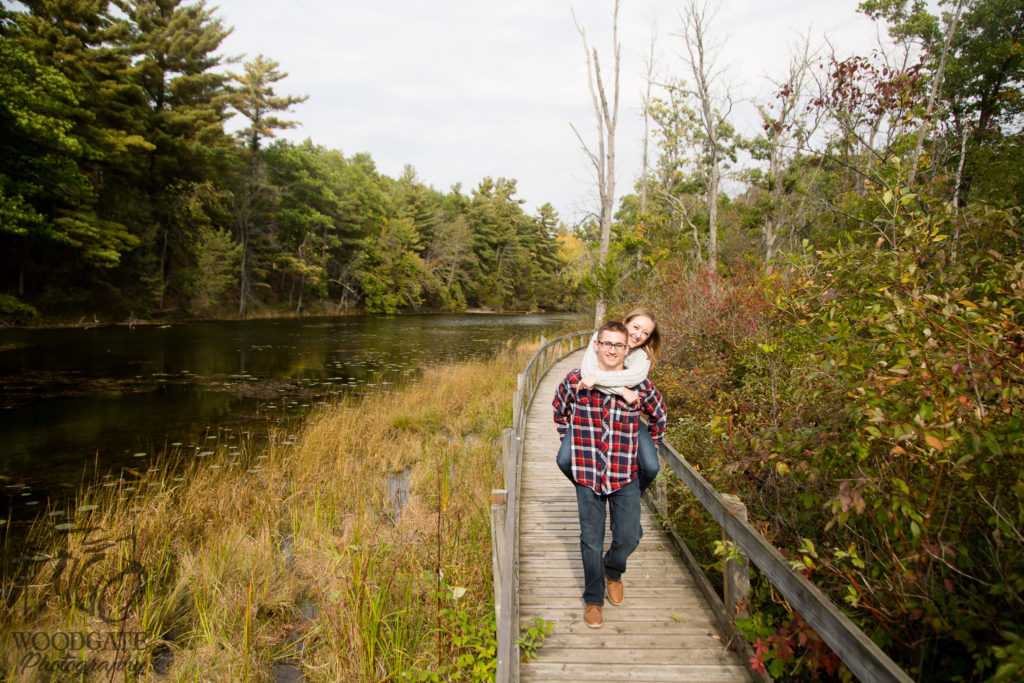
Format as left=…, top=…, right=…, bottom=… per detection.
left=596, top=341, right=627, bottom=351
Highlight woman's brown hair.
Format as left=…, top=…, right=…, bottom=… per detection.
left=622, top=308, right=660, bottom=363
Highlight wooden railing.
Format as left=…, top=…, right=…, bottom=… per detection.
left=490, top=329, right=591, bottom=683
left=490, top=329, right=912, bottom=683
left=651, top=441, right=914, bottom=683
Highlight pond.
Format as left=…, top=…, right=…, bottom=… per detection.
left=0, top=313, right=582, bottom=522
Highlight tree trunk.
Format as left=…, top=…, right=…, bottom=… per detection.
left=683, top=0, right=730, bottom=275
left=707, top=153, right=719, bottom=273
left=159, top=229, right=168, bottom=310
left=909, top=0, right=963, bottom=186
left=572, top=1, right=620, bottom=328
left=237, top=234, right=249, bottom=319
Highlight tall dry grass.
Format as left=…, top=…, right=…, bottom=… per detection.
left=1, top=343, right=535, bottom=681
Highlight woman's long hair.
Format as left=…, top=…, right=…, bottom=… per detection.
left=622, top=308, right=660, bottom=363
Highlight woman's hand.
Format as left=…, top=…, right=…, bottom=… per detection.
left=620, top=387, right=640, bottom=407
left=578, top=375, right=596, bottom=390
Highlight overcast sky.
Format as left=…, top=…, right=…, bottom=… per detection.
left=210, top=1, right=888, bottom=222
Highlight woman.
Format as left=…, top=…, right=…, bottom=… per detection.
left=557, top=309, right=662, bottom=492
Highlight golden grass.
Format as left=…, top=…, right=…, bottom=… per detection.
left=1, top=342, right=537, bottom=681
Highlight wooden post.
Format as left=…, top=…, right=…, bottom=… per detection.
left=490, top=489, right=508, bottom=623
left=501, top=428, right=515, bottom=490
left=655, top=451, right=668, bottom=513
left=722, top=493, right=751, bottom=620
left=513, top=373, right=525, bottom=431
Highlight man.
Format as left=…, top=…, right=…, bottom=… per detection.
left=552, top=321, right=667, bottom=629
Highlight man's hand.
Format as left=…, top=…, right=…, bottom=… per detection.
left=620, top=387, right=640, bottom=407
left=578, top=375, right=596, bottom=390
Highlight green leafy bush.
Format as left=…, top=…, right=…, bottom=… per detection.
left=0, top=293, right=38, bottom=323
left=652, top=200, right=1024, bottom=679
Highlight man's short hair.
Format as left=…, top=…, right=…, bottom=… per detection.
left=597, top=320, right=628, bottom=339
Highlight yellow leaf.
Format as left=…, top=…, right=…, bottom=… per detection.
left=924, top=434, right=947, bottom=451
left=890, top=445, right=907, bottom=456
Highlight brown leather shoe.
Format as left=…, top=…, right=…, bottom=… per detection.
left=584, top=604, right=603, bottom=628
left=606, top=579, right=624, bottom=606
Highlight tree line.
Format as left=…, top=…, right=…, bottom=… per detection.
left=0, top=1, right=573, bottom=321
left=584, top=0, right=1023, bottom=293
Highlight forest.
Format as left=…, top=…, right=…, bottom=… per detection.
left=2, top=0, right=1024, bottom=679
left=0, top=0, right=569, bottom=320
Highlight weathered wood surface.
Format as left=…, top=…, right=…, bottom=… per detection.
left=518, top=350, right=752, bottom=682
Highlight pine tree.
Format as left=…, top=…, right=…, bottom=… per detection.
left=120, top=0, right=235, bottom=309
left=2, top=1, right=147, bottom=311
left=227, top=55, right=307, bottom=317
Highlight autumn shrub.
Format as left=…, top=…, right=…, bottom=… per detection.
left=653, top=202, right=1024, bottom=679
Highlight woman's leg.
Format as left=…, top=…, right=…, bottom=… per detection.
left=556, top=436, right=574, bottom=482
left=637, top=427, right=660, bottom=493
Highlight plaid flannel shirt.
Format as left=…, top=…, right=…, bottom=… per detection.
left=552, top=368, right=667, bottom=495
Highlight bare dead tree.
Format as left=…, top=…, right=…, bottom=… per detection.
left=909, top=0, right=964, bottom=187
left=571, top=0, right=621, bottom=326
left=640, top=24, right=658, bottom=218
left=761, top=33, right=815, bottom=267
left=677, top=0, right=733, bottom=274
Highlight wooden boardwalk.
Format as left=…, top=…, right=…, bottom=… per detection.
left=517, top=350, right=752, bottom=682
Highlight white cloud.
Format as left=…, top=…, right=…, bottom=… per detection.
left=213, top=0, right=884, bottom=221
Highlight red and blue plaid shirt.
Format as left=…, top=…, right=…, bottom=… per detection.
left=552, top=368, right=667, bottom=495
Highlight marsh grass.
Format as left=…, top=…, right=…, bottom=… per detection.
left=1, top=342, right=534, bottom=681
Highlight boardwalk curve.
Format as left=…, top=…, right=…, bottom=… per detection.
left=517, top=349, right=752, bottom=682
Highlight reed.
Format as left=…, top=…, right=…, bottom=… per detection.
left=0, top=342, right=535, bottom=681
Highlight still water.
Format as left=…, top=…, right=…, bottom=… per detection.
left=0, top=313, right=581, bottom=519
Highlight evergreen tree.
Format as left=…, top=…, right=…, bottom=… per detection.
left=357, top=218, right=426, bottom=313
left=120, top=0, right=234, bottom=309
left=227, top=55, right=307, bottom=317
left=2, top=2, right=147, bottom=312
left=465, top=177, right=528, bottom=309
left=0, top=11, right=89, bottom=306
left=264, top=140, right=345, bottom=314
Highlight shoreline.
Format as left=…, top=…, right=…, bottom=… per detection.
left=2, top=306, right=571, bottom=331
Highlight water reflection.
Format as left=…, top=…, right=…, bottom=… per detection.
left=0, top=313, right=581, bottom=519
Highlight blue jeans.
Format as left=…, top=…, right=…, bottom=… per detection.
left=556, top=436, right=573, bottom=481
left=575, top=478, right=642, bottom=606
left=636, top=427, right=659, bottom=493
left=558, top=430, right=659, bottom=493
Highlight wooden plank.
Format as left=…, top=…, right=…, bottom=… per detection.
left=520, top=662, right=752, bottom=682
left=539, top=633, right=730, bottom=648
left=532, top=647, right=739, bottom=664
left=519, top=622, right=722, bottom=637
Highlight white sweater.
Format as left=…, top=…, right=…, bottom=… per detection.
left=579, top=330, right=652, bottom=397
